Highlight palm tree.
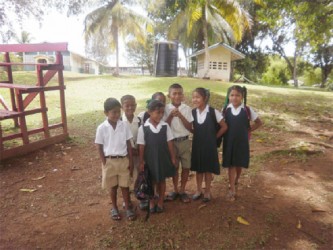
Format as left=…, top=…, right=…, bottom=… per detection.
left=84, top=0, right=150, bottom=76
left=15, top=31, right=34, bottom=44
left=168, top=0, right=261, bottom=78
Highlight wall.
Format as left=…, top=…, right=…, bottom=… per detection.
left=197, top=46, right=231, bottom=81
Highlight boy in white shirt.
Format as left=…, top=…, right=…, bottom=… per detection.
left=95, top=98, right=135, bottom=221
left=165, top=83, right=194, bottom=203
left=120, top=94, right=148, bottom=210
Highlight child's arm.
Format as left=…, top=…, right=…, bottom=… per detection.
left=217, top=120, right=228, bottom=138
left=138, top=144, right=145, bottom=172
left=96, top=144, right=106, bottom=165
left=167, top=141, right=177, bottom=167
left=165, top=112, right=174, bottom=125
left=250, top=117, right=263, bottom=132
left=176, top=111, right=193, bottom=132
left=127, top=139, right=134, bottom=177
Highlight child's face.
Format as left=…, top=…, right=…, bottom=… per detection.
left=192, top=91, right=206, bottom=109
left=149, top=107, right=165, bottom=124
left=104, top=107, right=121, bottom=124
left=229, top=89, right=243, bottom=107
left=122, top=99, right=137, bottom=117
left=154, top=95, right=166, bottom=105
left=168, top=88, right=184, bottom=106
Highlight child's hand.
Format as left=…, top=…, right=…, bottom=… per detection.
left=132, top=148, right=139, bottom=156
left=172, top=108, right=180, bottom=117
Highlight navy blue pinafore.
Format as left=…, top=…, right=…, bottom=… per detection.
left=222, top=108, right=250, bottom=168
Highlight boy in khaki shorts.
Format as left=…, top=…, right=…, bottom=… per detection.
left=95, top=98, right=135, bottom=221
left=165, top=83, right=193, bottom=203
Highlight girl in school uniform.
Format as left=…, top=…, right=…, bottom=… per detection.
left=191, top=88, right=228, bottom=202
left=222, top=85, right=262, bottom=201
left=137, top=100, right=176, bottom=213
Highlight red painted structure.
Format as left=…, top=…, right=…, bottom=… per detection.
left=0, top=43, right=69, bottom=161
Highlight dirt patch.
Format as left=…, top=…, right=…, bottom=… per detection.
left=1, top=111, right=332, bottom=249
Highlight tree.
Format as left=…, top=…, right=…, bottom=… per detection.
left=166, top=0, right=258, bottom=78
left=15, top=31, right=34, bottom=44
left=126, top=34, right=154, bottom=75
left=257, top=0, right=333, bottom=87
left=296, top=0, right=333, bottom=87
left=234, top=0, right=269, bottom=82
left=0, top=0, right=94, bottom=42
left=84, top=0, right=150, bottom=76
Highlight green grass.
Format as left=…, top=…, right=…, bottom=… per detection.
left=1, top=71, right=332, bottom=148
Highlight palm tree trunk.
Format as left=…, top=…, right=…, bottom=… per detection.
left=114, top=27, right=120, bottom=76
left=203, top=2, right=210, bottom=79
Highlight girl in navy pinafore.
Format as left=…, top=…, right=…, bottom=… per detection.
left=222, top=85, right=262, bottom=201
left=191, top=88, right=227, bottom=202
left=137, top=100, right=176, bottom=213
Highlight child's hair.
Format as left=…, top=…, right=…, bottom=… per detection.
left=104, top=98, right=121, bottom=112
left=168, top=83, right=183, bottom=92
left=152, top=92, right=165, bottom=100
left=120, top=94, right=136, bottom=104
left=147, top=99, right=165, bottom=112
left=223, top=85, right=247, bottom=109
left=193, top=87, right=210, bottom=104
left=146, top=92, right=166, bottom=108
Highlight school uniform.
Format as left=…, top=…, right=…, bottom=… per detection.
left=165, top=103, right=193, bottom=169
left=121, top=114, right=141, bottom=190
left=222, top=103, right=258, bottom=168
left=137, top=119, right=176, bottom=182
left=95, top=119, right=133, bottom=189
left=191, top=105, right=222, bottom=175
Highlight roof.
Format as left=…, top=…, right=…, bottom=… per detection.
left=188, top=42, right=245, bottom=61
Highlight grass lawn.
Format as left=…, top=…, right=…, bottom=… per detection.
left=1, top=71, right=332, bottom=140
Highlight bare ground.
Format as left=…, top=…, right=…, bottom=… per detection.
left=0, top=105, right=332, bottom=250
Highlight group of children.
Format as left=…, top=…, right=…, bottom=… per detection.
left=95, top=83, right=262, bottom=221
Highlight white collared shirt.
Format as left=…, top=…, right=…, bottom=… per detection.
left=95, top=119, right=133, bottom=156
left=137, top=119, right=174, bottom=145
left=195, top=105, right=223, bottom=124
left=224, top=103, right=258, bottom=121
left=121, top=114, right=141, bottom=149
left=165, top=103, right=193, bottom=138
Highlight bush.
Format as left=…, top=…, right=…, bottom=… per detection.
left=260, top=56, right=290, bottom=85
left=302, top=67, right=321, bottom=86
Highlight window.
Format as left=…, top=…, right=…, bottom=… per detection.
left=223, top=62, right=228, bottom=70
left=209, top=61, right=218, bottom=69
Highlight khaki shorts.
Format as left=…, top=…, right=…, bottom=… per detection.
left=102, top=157, right=130, bottom=189
left=174, top=139, right=191, bottom=169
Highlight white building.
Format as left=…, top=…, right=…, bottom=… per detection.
left=23, top=50, right=104, bottom=75
left=188, top=42, right=245, bottom=81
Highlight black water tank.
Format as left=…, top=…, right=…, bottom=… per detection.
left=154, top=41, right=178, bottom=77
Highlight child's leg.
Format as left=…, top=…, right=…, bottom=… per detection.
left=235, top=167, right=242, bottom=185
left=228, top=167, right=237, bottom=193
left=150, top=182, right=157, bottom=210
left=157, top=181, right=166, bottom=208
left=195, top=173, right=204, bottom=194
left=121, top=186, right=136, bottom=220
left=180, top=168, right=190, bottom=194
left=204, top=173, right=212, bottom=198
left=110, top=185, right=118, bottom=209
left=120, top=187, right=130, bottom=210
left=172, top=168, right=179, bottom=193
